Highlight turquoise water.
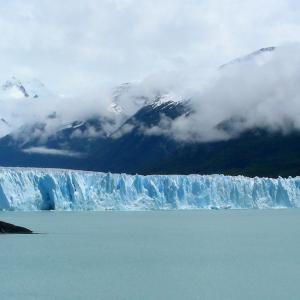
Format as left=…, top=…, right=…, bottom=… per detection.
left=1, top=210, right=300, bottom=300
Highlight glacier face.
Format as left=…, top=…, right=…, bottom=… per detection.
left=0, top=168, right=299, bottom=211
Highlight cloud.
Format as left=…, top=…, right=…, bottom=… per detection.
left=144, top=44, right=300, bottom=142
left=1, top=1, right=300, bottom=144
left=5, top=43, right=300, bottom=145
left=0, top=0, right=300, bottom=94
left=23, top=147, right=83, bottom=157
left=111, top=123, right=135, bottom=139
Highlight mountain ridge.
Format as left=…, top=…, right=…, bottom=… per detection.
left=0, top=46, right=299, bottom=178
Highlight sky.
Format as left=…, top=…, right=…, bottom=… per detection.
left=1, top=0, right=300, bottom=94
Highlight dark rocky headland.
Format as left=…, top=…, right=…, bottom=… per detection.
left=0, top=221, right=33, bottom=234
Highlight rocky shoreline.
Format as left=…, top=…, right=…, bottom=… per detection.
left=0, top=221, right=33, bottom=234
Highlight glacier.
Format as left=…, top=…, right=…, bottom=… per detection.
left=0, top=167, right=299, bottom=211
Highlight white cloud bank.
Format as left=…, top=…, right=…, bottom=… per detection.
left=144, top=44, right=300, bottom=142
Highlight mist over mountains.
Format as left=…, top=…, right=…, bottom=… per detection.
left=1, top=45, right=300, bottom=177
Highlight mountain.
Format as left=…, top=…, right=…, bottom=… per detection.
left=1, top=46, right=300, bottom=178
left=0, top=76, right=52, bottom=99
left=0, top=76, right=55, bottom=137
left=220, top=46, right=276, bottom=68
left=1, top=98, right=300, bottom=178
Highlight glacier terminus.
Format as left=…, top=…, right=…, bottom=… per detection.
left=0, top=168, right=299, bottom=211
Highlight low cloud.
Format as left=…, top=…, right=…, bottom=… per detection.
left=142, top=44, right=300, bottom=142
left=23, top=147, right=83, bottom=157
left=2, top=44, right=300, bottom=145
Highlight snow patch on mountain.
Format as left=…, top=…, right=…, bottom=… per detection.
left=151, top=93, right=183, bottom=108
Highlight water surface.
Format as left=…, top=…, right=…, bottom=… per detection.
left=0, top=210, right=300, bottom=300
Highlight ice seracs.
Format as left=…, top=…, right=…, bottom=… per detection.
left=0, top=167, right=299, bottom=211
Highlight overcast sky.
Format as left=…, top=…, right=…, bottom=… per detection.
left=0, top=0, right=300, bottom=94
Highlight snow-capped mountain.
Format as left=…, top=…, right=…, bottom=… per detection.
left=0, top=77, right=55, bottom=138
left=220, top=47, right=276, bottom=69
left=0, top=46, right=299, bottom=178
left=0, top=76, right=52, bottom=100
left=111, top=82, right=184, bottom=116
left=54, top=82, right=185, bottom=144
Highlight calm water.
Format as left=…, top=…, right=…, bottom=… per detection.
left=1, top=210, right=300, bottom=300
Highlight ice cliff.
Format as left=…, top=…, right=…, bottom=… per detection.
left=0, top=168, right=299, bottom=211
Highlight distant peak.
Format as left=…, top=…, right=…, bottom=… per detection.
left=221, top=46, right=276, bottom=69
left=2, top=77, right=29, bottom=98
left=0, top=77, right=52, bottom=99
left=258, top=46, right=276, bottom=52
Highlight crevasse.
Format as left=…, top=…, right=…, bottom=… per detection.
left=0, top=167, right=299, bottom=211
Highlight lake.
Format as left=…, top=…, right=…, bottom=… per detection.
left=0, top=210, right=300, bottom=300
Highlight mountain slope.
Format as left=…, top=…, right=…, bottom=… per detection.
left=1, top=98, right=299, bottom=177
